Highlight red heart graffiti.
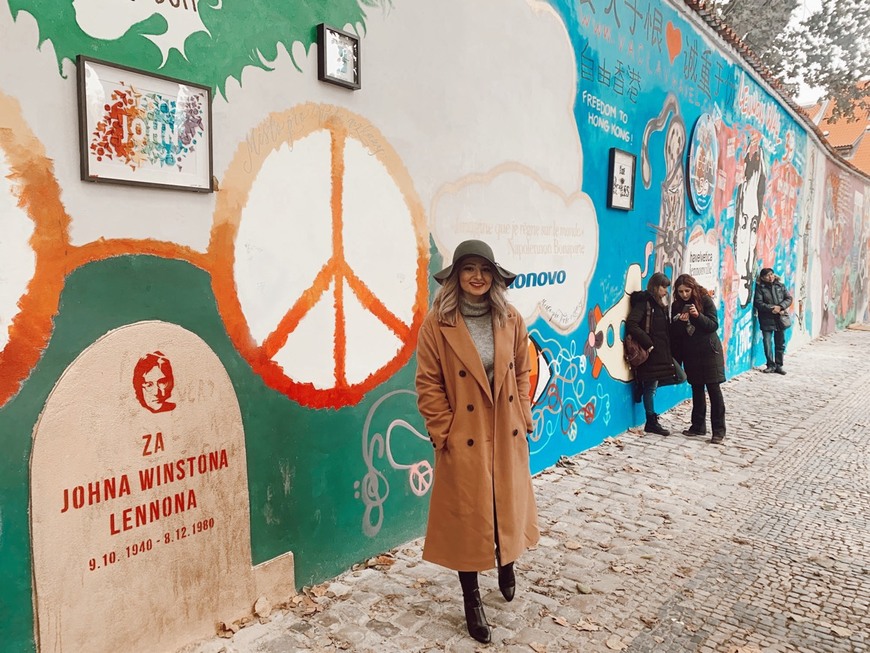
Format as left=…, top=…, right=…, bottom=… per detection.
left=666, top=22, right=682, bottom=64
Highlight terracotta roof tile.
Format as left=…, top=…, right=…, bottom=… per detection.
left=849, top=135, right=870, bottom=176
left=814, top=103, right=869, bottom=148
left=804, top=83, right=870, bottom=174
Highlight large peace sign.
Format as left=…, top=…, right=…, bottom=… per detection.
left=210, top=104, right=428, bottom=408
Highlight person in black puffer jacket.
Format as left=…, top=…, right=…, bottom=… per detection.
left=753, top=267, right=792, bottom=375
left=671, top=274, right=727, bottom=444
left=626, top=272, right=685, bottom=435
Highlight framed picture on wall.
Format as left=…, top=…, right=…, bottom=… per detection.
left=317, top=23, right=361, bottom=90
left=607, top=148, right=636, bottom=211
left=76, top=56, right=213, bottom=192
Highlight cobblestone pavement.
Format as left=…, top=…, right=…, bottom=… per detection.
left=182, top=329, right=870, bottom=653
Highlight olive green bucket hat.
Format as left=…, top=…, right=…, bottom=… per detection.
left=433, top=239, right=516, bottom=286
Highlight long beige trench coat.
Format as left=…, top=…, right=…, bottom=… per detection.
left=415, top=305, right=540, bottom=571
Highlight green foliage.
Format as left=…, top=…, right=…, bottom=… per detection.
left=8, top=0, right=390, bottom=97
left=713, top=0, right=870, bottom=121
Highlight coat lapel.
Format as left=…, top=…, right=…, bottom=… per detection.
left=440, top=320, right=493, bottom=405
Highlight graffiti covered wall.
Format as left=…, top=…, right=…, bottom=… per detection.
left=1, top=0, right=868, bottom=650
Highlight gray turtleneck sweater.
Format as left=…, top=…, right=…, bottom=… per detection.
left=459, top=297, right=495, bottom=386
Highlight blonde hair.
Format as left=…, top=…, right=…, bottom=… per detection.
left=432, top=271, right=510, bottom=328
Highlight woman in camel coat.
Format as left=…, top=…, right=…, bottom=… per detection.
left=416, top=239, right=539, bottom=644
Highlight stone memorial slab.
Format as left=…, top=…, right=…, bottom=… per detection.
left=30, top=321, right=289, bottom=652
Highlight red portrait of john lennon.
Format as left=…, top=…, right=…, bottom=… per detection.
left=133, top=352, right=176, bottom=413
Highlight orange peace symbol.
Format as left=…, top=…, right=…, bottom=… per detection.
left=210, top=104, right=429, bottom=408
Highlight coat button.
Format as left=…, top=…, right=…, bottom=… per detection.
left=459, top=370, right=467, bottom=377
left=467, top=404, right=474, bottom=411
left=509, top=362, right=514, bottom=369
left=513, top=429, right=519, bottom=436
left=509, top=395, right=514, bottom=402
left=432, top=442, right=436, bottom=448
left=467, top=439, right=474, bottom=446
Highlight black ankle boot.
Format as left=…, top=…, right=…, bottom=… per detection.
left=498, top=563, right=515, bottom=602
left=644, top=414, right=670, bottom=436
left=463, top=589, right=491, bottom=643
left=710, top=428, right=726, bottom=445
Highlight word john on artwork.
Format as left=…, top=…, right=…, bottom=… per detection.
left=90, top=86, right=205, bottom=171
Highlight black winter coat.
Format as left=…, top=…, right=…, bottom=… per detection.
left=670, top=294, right=725, bottom=385
left=626, top=291, right=676, bottom=381
left=753, top=278, right=793, bottom=332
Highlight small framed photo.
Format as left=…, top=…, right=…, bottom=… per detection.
left=607, top=148, right=636, bottom=211
left=76, top=56, right=213, bottom=192
left=317, top=23, right=361, bottom=90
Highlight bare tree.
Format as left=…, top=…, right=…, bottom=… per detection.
left=713, top=0, right=870, bottom=121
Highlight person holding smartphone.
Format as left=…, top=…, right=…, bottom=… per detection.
left=626, top=272, right=685, bottom=435
left=670, top=274, right=727, bottom=444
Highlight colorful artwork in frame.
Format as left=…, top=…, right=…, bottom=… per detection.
left=687, top=113, right=718, bottom=213
left=76, top=56, right=213, bottom=192
left=317, top=23, right=361, bottom=90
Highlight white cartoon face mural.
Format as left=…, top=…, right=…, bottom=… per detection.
left=666, top=120, right=686, bottom=169
left=734, top=148, right=766, bottom=306
left=641, top=94, right=687, bottom=279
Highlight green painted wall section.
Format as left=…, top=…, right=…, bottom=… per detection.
left=8, top=0, right=383, bottom=94
left=0, top=255, right=429, bottom=653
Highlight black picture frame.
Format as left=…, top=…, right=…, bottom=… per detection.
left=76, top=55, right=214, bottom=192
left=317, top=23, right=361, bottom=90
left=607, top=148, right=636, bottom=211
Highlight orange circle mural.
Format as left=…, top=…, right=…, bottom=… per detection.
left=0, top=92, right=70, bottom=407
left=210, top=104, right=428, bottom=409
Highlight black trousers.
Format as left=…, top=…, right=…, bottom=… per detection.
left=690, top=382, right=726, bottom=433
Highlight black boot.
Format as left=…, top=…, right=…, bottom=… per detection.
left=498, top=562, right=515, bottom=602
left=710, top=428, right=726, bottom=445
left=644, top=414, right=670, bottom=436
left=682, top=426, right=706, bottom=436
left=463, top=589, right=491, bottom=643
